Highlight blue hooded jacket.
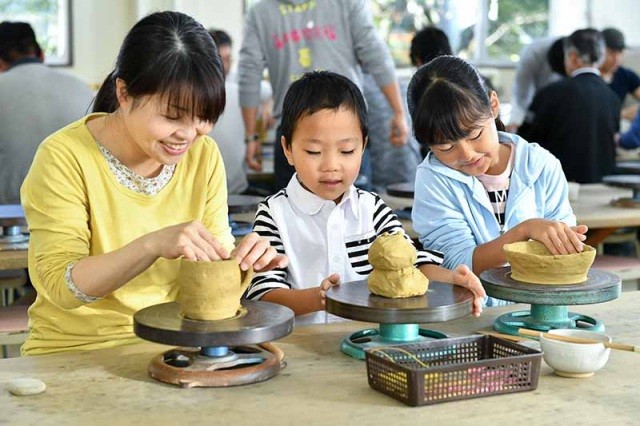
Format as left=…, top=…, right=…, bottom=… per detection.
left=412, top=131, right=576, bottom=272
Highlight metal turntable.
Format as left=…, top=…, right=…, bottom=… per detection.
left=0, top=204, right=29, bottom=250
left=228, top=195, right=262, bottom=237
left=133, top=300, right=294, bottom=388
left=480, top=267, right=621, bottom=335
left=325, top=280, right=473, bottom=359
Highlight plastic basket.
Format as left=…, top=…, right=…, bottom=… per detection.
left=364, top=335, right=542, bottom=406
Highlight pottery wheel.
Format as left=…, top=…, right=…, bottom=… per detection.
left=325, top=280, right=472, bottom=324
left=386, top=182, right=415, bottom=199
left=480, top=267, right=620, bottom=334
left=134, top=300, right=294, bottom=347
left=0, top=204, right=29, bottom=249
left=602, top=175, right=640, bottom=207
left=227, top=195, right=263, bottom=214
left=480, top=267, right=621, bottom=305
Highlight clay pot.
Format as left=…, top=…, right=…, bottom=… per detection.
left=177, top=258, right=254, bottom=321
left=503, top=240, right=596, bottom=285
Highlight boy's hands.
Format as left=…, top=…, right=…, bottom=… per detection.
left=452, top=265, right=486, bottom=317
left=318, top=273, right=341, bottom=309
left=521, top=219, right=588, bottom=255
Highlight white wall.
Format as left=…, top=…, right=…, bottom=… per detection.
left=63, top=0, right=243, bottom=85
left=65, top=0, right=135, bottom=85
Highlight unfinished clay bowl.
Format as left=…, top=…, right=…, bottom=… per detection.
left=503, top=241, right=595, bottom=285
left=177, top=259, right=253, bottom=321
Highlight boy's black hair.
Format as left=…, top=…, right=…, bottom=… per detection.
left=280, top=71, right=368, bottom=149
left=407, top=56, right=505, bottom=147
left=93, top=11, right=225, bottom=124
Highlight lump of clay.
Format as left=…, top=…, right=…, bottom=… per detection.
left=7, top=377, right=46, bottom=396
left=178, top=259, right=254, bottom=321
left=368, top=232, right=429, bottom=298
left=503, top=240, right=596, bottom=285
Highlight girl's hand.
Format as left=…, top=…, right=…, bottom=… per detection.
left=146, top=221, right=230, bottom=261
left=319, top=273, right=341, bottom=309
left=232, top=232, right=288, bottom=272
left=522, top=219, right=588, bottom=255
left=452, top=265, right=486, bottom=317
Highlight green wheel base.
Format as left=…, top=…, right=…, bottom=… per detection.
left=340, top=323, right=447, bottom=360
left=493, top=304, right=605, bottom=335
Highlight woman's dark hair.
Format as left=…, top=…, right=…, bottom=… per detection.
left=409, top=27, right=453, bottom=66
left=407, top=56, right=505, bottom=147
left=93, top=11, right=225, bottom=123
left=280, top=71, right=368, bottom=148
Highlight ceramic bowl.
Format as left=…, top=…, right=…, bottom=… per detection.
left=503, top=241, right=596, bottom=284
left=540, top=329, right=611, bottom=378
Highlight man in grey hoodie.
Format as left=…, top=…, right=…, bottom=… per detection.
left=0, top=21, right=93, bottom=204
left=239, top=0, right=408, bottom=190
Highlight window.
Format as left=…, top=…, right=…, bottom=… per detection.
left=372, top=0, right=550, bottom=67
left=0, top=0, right=72, bottom=66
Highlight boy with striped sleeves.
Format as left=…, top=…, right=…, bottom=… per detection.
left=245, top=71, right=485, bottom=326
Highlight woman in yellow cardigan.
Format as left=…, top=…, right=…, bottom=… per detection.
left=19, top=11, right=287, bottom=355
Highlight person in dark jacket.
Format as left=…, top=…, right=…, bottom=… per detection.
left=518, top=28, right=621, bottom=184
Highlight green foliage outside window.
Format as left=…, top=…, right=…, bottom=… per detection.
left=371, top=0, right=549, bottom=67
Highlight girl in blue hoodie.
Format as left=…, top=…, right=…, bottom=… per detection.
left=407, top=56, right=587, bottom=301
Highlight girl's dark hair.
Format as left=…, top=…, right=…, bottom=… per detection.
left=407, top=56, right=505, bottom=146
left=93, top=11, right=225, bottom=123
left=280, top=71, right=368, bottom=148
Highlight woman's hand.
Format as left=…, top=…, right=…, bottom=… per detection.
left=232, top=232, right=288, bottom=272
left=451, top=265, right=486, bottom=317
left=146, top=220, right=230, bottom=261
left=521, top=219, right=588, bottom=255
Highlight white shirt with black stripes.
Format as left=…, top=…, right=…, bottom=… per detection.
left=246, top=175, right=443, bottom=325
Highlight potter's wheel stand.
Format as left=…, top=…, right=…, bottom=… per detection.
left=602, top=175, right=640, bottom=207
left=325, top=280, right=472, bottom=360
left=480, top=267, right=621, bottom=335
left=0, top=204, right=28, bottom=250
left=134, top=300, right=294, bottom=388
left=228, top=195, right=262, bottom=237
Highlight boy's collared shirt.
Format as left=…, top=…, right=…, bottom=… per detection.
left=247, top=175, right=443, bottom=326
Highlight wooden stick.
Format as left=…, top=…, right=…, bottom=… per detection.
left=518, top=328, right=640, bottom=352
left=259, top=342, right=285, bottom=363
left=475, top=330, right=530, bottom=343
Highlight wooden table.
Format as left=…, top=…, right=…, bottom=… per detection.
left=0, top=251, right=28, bottom=271
left=1, top=293, right=638, bottom=424
left=571, top=184, right=640, bottom=245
